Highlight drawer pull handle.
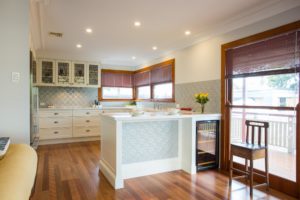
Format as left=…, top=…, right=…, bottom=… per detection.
left=54, top=121, right=59, bottom=124
left=86, top=112, right=90, bottom=115
left=86, top=120, right=90, bottom=123
left=86, top=130, right=90, bottom=133
left=54, top=131, right=59, bottom=134
left=54, top=113, right=59, bottom=115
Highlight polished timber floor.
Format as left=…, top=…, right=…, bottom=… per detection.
left=31, top=141, right=295, bottom=200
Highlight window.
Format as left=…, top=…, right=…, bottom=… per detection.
left=101, top=70, right=134, bottom=100
left=153, top=83, right=173, bottom=99
left=137, top=86, right=151, bottom=99
left=225, top=29, right=300, bottom=183
left=133, top=59, right=175, bottom=101
left=102, top=87, right=133, bottom=99
left=232, top=73, right=299, bottom=107
left=100, top=59, right=175, bottom=101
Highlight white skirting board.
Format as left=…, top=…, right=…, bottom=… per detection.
left=99, top=159, right=124, bottom=189
left=122, top=158, right=181, bottom=179
left=99, top=158, right=181, bottom=189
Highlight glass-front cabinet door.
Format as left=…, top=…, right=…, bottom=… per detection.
left=72, top=62, right=86, bottom=86
left=56, top=61, right=71, bottom=86
left=39, top=59, right=55, bottom=85
left=87, top=64, right=100, bottom=87
left=32, top=60, right=37, bottom=85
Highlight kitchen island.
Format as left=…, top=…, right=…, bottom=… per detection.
left=99, top=112, right=221, bottom=189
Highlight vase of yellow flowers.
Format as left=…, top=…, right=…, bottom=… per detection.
left=194, top=93, right=209, bottom=113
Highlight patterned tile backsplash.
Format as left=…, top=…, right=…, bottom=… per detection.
left=38, top=79, right=221, bottom=112
left=175, top=79, right=221, bottom=113
left=39, top=87, right=98, bottom=107
left=122, top=121, right=178, bottom=164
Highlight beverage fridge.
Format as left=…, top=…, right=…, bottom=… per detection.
left=196, top=120, right=219, bottom=171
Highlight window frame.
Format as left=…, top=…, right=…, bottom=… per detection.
left=221, top=21, right=300, bottom=198
left=98, top=59, right=175, bottom=102
left=101, top=87, right=134, bottom=100
left=134, top=59, right=175, bottom=102
left=135, top=85, right=151, bottom=100
left=99, top=69, right=134, bottom=101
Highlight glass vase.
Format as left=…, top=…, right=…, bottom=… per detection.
left=200, top=104, right=205, bottom=114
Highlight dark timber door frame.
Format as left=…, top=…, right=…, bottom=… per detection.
left=220, top=20, right=300, bottom=198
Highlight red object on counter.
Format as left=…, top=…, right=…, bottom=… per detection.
left=180, top=107, right=192, bottom=111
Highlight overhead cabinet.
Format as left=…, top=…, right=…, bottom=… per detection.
left=38, top=59, right=56, bottom=86
left=56, top=60, right=72, bottom=86
left=72, top=62, right=86, bottom=86
left=35, top=59, right=100, bottom=88
left=87, top=63, right=101, bottom=87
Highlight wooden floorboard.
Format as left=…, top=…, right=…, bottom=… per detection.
left=31, top=141, right=296, bottom=200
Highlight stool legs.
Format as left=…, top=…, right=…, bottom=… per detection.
left=265, top=150, right=269, bottom=191
left=249, top=159, right=253, bottom=197
left=229, top=153, right=233, bottom=185
left=245, top=159, right=248, bottom=183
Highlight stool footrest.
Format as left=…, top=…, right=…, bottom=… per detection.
left=232, top=175, right=248, bottom=180
left=252, top=171, right=267, bottom=178
left=231, top=167, right=249, bottom=175
left=253, top=183, right=268, bottom=188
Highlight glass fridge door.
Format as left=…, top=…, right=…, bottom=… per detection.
left=196, top=120, right=219, bottom=170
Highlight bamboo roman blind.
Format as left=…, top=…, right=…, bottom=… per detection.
left=101, top=71, right=133, bottom=88
left=134, top=63, right=173, bottom=87
left=226, top=30, right=300, bottom=78
left=133, top=70, right=151, bottom=87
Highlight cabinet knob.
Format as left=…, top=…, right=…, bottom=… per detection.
left=54, top=121, right=59, bottom=124
left=54, top=113, right=59, bottom=115
left=54, top=131, right=59, bottom=134
left=86, top=120, right=90, bottom=123
left=86, top=130, right=90, bottom=133
left=86, top=112, right=90, bottom=115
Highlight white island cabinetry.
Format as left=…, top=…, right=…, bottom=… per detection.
left=99, top=113, right=221, bottom=189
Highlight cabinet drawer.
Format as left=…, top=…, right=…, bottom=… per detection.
left=39, top=128, right=72, bottom=140
left=73, top=116, right=100, bottom=127
left=39, top=117, right=72, bottom=128
left=39, top=110, right=72, bottom=118
left=73, top=126, right=100, bottom=138
left=73, top=110, right=100, bottom=117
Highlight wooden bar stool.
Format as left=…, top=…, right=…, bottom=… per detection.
left=229, top=120, right=269, bottom=197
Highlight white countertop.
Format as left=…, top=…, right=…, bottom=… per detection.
left=39, top=106, right=134, bottom=111
left=101, top=112, right=221, bottom=121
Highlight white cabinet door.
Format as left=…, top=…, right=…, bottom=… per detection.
left=56, top=60, right=72, bottom=86
left=86, top=63, right=100, bottom=88
left=72, top=62, right=87, bottom=87
left=38, top=59, right=56, bottom=86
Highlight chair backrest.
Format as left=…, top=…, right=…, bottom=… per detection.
left=245, top=120, right=269, bottom=146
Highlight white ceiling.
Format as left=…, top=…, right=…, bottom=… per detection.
left=30, top=0, right=300, bottom=67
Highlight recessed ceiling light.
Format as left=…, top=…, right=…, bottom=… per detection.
left=85, top=28, right=93, bottom=33
left=185, top=30, right=191, bottom=35
left=132, top=56, right=136, bottom=60
left=152, top=46, right=157, bottom=50
left=76, top=44, right=82, bottom=48
left=134, top=21, right=141, bottom=27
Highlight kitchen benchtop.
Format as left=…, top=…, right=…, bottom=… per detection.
left=39, top=107, right=134, bottom=111
left=101, top=112, right=221, bottom=122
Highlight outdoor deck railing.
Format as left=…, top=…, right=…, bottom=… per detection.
left=231, top=111, right=296, bottom=153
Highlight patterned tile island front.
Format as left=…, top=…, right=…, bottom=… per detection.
left=99, top=112, right=221, bottom=189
